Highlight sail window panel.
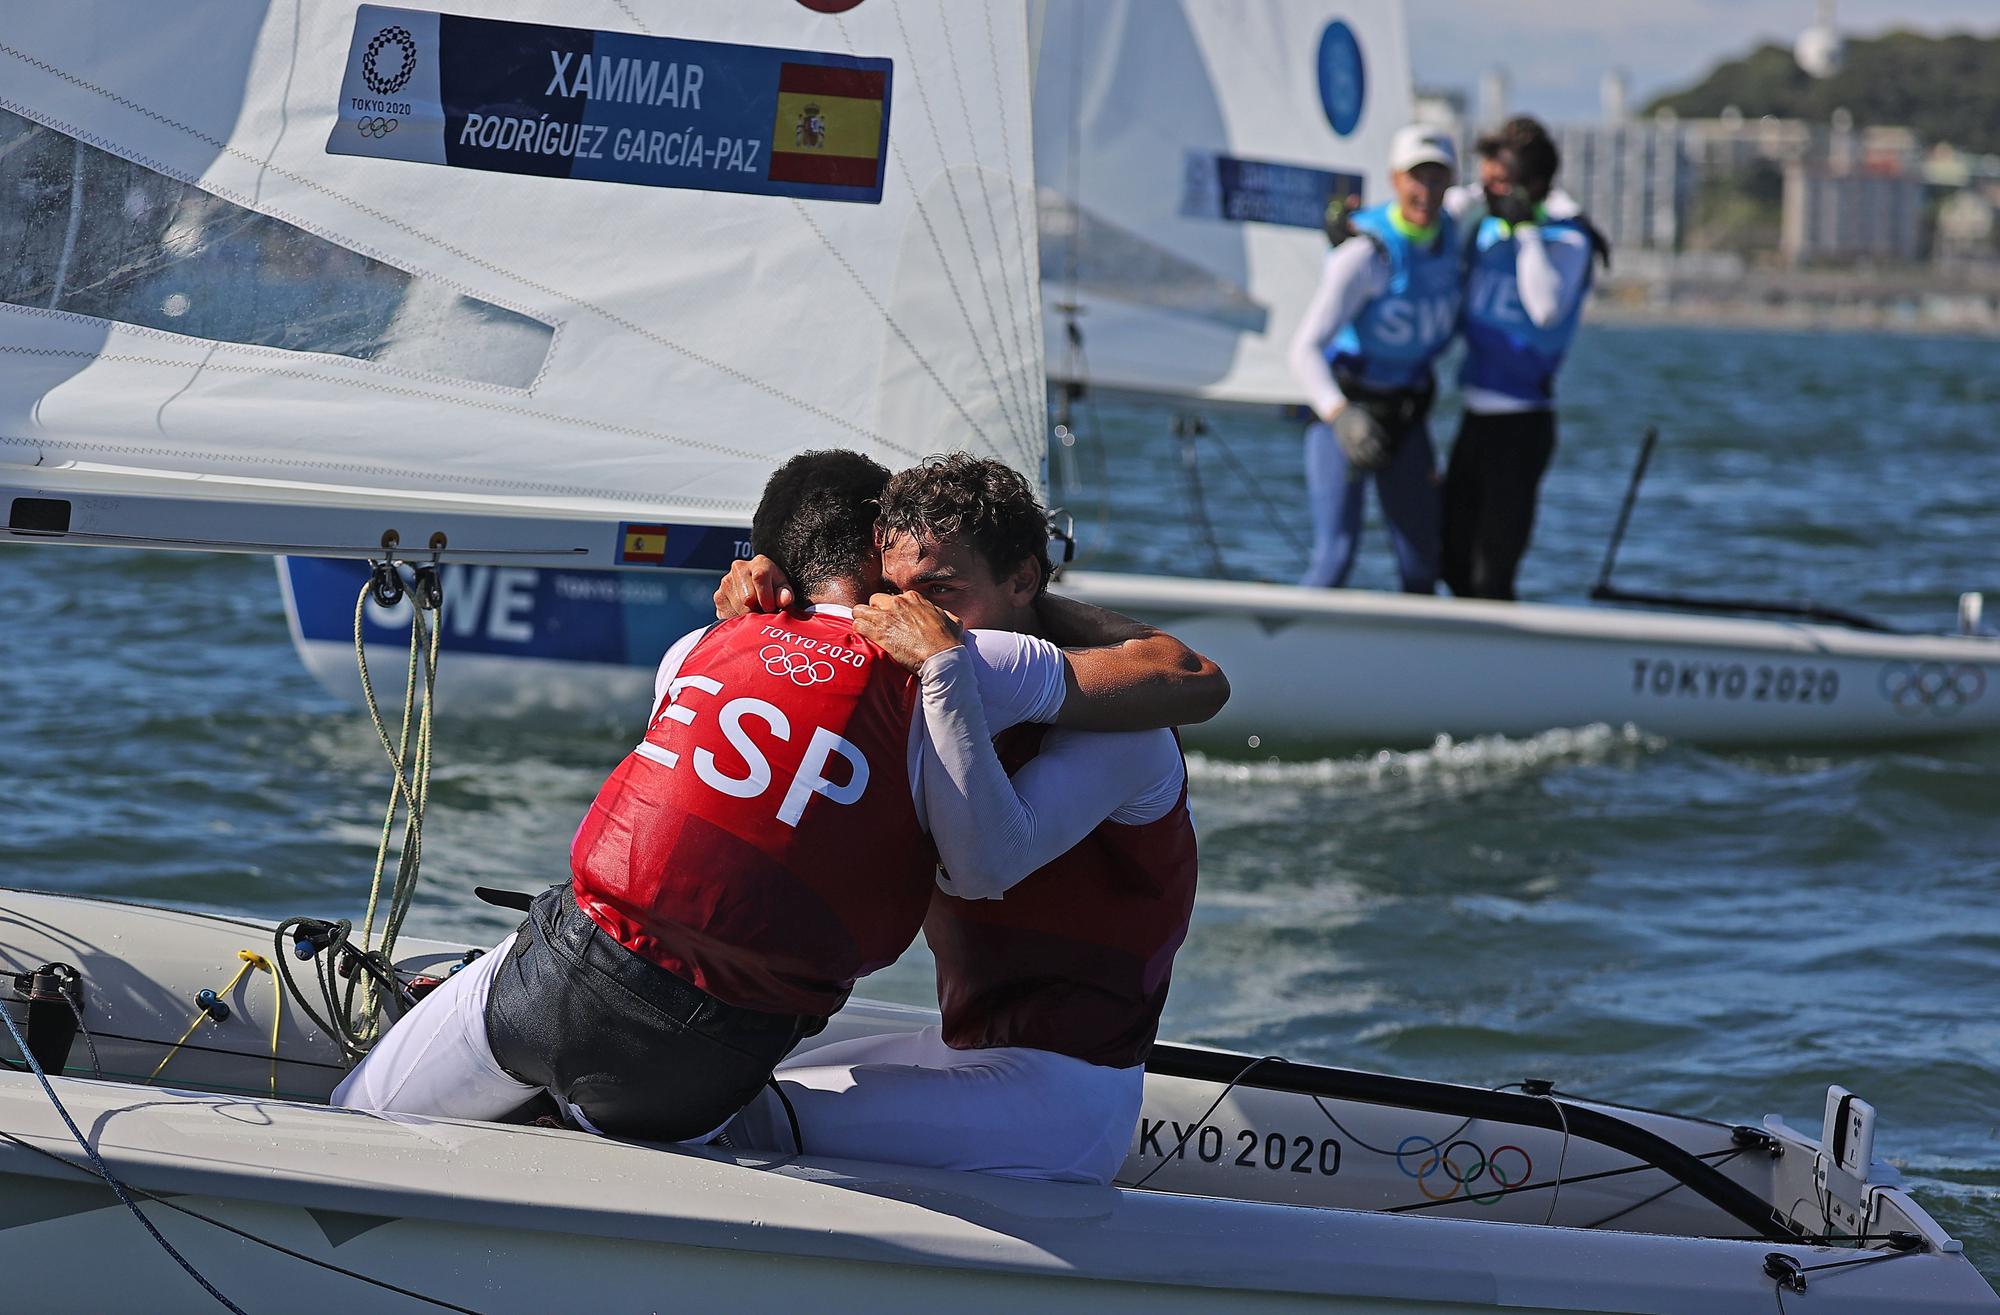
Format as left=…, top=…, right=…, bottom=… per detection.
left=0, top=109, right=551, bottom=388
left=1038, top=189, right=1268, bottom=336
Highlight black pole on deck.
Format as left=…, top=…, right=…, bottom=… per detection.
left=1591, top=425, right=1658, bottom=598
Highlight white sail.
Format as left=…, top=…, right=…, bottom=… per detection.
left=1033, top=1, right=1412, bottom=410
left=0, top=1, right=1042, bottom=567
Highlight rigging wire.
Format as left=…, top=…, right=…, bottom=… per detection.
left=1174, top=415, right=1231, bottom=580
left=833, top=6, right=1034, bottom=464
left=1770, top=1244, right=1924, bottom=1313
left=1580, top=1147, right=1750, bottom=1230
left=1151, top=1062, right=1780, bottom=1235
left=1201, top=423, right=1312, bottom=559
left=1538, top=1088, right=1573, bottom=1226
left=0, top=989, right=249, bottom=1315
left=0, top=1126, right=490, bottom=1314
left=977, top=0, right=1047, bottom=416
left=606, top=0, right=956, bottom=469
left=1122, top=1056, right=1284, bottom=1190
left=934, top=0, right=1043, bottom=449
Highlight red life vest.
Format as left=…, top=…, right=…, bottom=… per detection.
left=571, top=609, right=934, bottom=1018
left=925, top=725, right=1198, bottom=1068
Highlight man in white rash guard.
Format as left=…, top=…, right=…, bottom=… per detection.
left=714, top=454, right=1203, bottom=1186
left=1287, top=123, right=1462, bottom=593
left=1440, top=115, right=1605, bottom=600
left=332, top=450, right=1224, bottom=1142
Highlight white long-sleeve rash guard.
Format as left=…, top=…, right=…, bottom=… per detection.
left=914, top=646, right=1183, bottom=900
left=1445, top=185, right=1594, bottom=415
left=1286, top=236, right=1390, bottom=422
left=649, top=607, right=1184, bottom=901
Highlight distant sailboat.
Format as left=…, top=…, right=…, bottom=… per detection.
left=265, top=0, right=1998, bottom=750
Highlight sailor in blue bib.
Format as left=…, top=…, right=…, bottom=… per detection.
left=1287, top=125, right=1465, bottom=594
left=1440, top=117, right=1606, bottom=601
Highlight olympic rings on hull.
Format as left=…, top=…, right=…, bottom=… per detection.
left=761, top=644, right=836, bottom=687
left=1878, top=661, right=1987, bottom=717
left=1395, top=1135, right=1532, bottom=1206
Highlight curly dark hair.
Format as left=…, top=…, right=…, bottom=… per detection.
left=877, top=453, right=1051, bottom=595
left=1476, top=116, right=1559, bottom=196
left=750, top=450, right=890, bottom=596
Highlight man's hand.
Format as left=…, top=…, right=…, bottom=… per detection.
left=713, top=555, right=796, bottom=619
left=1487, top=185, right=1538, bottom=229
left=853, top=591, right=963, bottom=671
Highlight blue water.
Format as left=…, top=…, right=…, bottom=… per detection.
left=2, top=323, right=1996, bottom=1281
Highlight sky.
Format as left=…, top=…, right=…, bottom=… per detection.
left=1405, top=0, right=2000, bottom=123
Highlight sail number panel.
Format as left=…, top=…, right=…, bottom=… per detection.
left=328, top=6, right=893, bottom=204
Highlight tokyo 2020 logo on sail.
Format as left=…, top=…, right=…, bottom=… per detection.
left=1316, top=21, right=1365, bottom=137
left=1877, top=661, right=1986, bottom=716
left=362, top=25, right=418, bottom=96
left=762, top=645, right=837, bottom=686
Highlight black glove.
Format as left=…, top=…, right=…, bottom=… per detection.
left=1323, top=193, right=1362, bottom=246
left=1332, top=405, right=1399, bottom=473
left=1486, top=187, right=1538, bottom=228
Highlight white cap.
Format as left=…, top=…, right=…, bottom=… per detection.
left=1388, top=124, right=1456, bottom=175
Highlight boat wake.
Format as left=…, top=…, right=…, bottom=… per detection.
left=1185, top=722, right=1665, bottom=788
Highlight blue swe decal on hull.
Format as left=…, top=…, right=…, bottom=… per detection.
left=286, top=557, right=712, bottom=667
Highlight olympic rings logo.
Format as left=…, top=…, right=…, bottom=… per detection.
left=1877, top=661, right=1986, bottom=717
left=761, top=644, right=836, bottom=686
left=357, top=117, right=399, bottom=139
left=1396, top=1136, right=1532, bottom=1205
left=362, top=26, right=418, bottom=96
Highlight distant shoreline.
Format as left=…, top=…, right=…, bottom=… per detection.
left=1585, top=300, right=2000, bottom=339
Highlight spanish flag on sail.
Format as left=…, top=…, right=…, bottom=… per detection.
left=619, top=524, right=670, bottom=565
left=768, top=63, right=888, bottom=189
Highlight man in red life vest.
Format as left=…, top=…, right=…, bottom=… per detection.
left=334, top=451, right=1226, bottom=1141
left=715, top=454, right=1200, bottom=1184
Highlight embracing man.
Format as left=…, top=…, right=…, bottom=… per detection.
left=716, top=454, right=1200, bottom=1186
left=334, top=450, right=1224, bottom=1143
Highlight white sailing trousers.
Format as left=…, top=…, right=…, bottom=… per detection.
left=724, top=1025, right=1143, bottom=1186
left=330, top=933, right=538, bottom=1119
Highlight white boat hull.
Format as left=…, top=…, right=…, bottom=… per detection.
left=1, top=890, right=1994, bottom=1313
left=280, top=558, right=2000, bottom=749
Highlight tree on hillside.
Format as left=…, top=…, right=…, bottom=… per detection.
left=1646, top=31, right=2000, bottom=155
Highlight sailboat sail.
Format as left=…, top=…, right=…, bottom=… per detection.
left=1033, top=1, right=1412, bottom=410
left=0, top=1, right=1042, bottom=568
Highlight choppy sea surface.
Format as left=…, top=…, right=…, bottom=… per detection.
left=2, top=324, right=1996, bottom=1282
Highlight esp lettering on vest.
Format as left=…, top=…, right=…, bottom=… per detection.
left=633, top=673, right=870, bottom=827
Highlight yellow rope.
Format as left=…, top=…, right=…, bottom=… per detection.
left=146, top=951, right=275, bottom=1090
left=256, top=951, right=281, bottom=1098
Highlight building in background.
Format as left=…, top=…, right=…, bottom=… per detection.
left=1780, top=114, right=1924, bottom=264
left=1925, top=145, right=2000, bottom=269
left=1419, top=28, right=2000, bottom=331
left=1553, top=115, right=1691, bottom=255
